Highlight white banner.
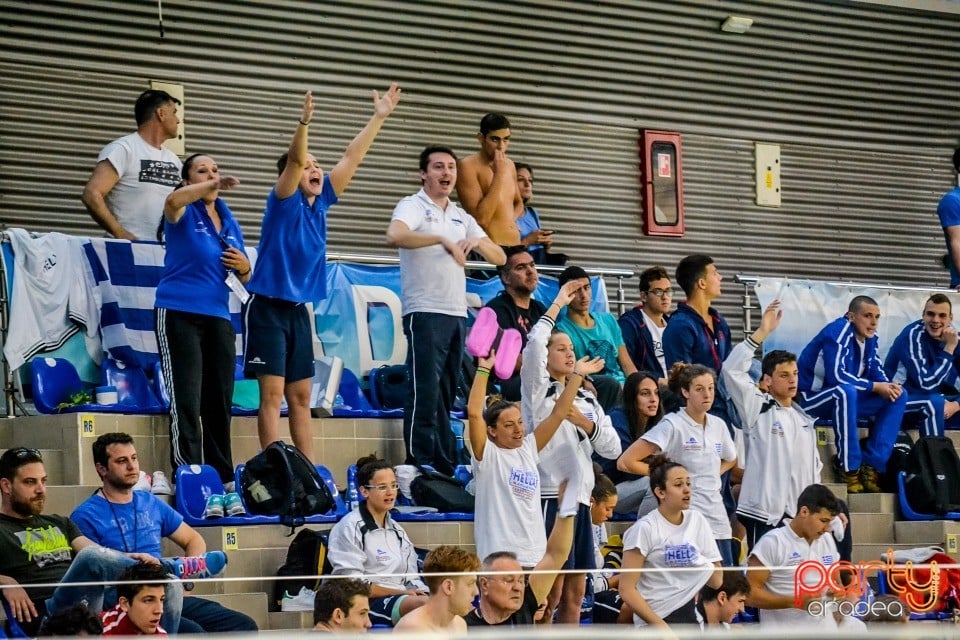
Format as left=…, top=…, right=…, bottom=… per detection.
left=753, top=278, right=960, bottom=359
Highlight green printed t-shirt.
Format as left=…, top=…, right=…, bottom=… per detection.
left=0, top=513, right=80, bottom=602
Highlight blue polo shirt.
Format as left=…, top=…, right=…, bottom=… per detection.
left=71, top=491, right=183, bottom=558
left=155, top=197, right=246, bottom=320
left=247, top=177, right=338, bottom=304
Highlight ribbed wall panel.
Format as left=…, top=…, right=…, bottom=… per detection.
left=2, top=0, right=959, bottom=335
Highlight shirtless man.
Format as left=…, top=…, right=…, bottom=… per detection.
left=392, top=546, right=479, bottom=633
left=456, top=113, right=524, bottom=246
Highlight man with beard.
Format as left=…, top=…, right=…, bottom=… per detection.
left=0, top=448, right=184, bottom=636
left=483, top=246, right=546, bottom=400
left=71, top=433, right=249, bottom=634
left=884, top=293, right=960, bottom=435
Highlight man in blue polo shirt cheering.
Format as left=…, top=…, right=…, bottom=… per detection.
left=244, top=84, right=401, bottom=462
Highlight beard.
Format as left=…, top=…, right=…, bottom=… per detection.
left=10, top=494, right=43, bottom=517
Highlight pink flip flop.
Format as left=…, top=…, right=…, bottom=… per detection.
left=493, top=329, right=522, bottom=380
left=466, top=307, right=500, bottom=358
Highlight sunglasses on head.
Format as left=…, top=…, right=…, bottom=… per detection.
left=10, top=448, right=42, bottom=460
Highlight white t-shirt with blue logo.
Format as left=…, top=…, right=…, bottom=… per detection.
left=473, top=434, right=546, bottom=567
left=623, top=508, right=721, bottom=625
left=750, top=524, right=839, bottom=628
left=642, top=410, right=736, bottom=538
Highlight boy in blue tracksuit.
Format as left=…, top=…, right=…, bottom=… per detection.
left=884, top=293, right=960, bottom=437
left=618, top=265, right=672, bottom=382
left=798, top=295, right=908, bottom=493
left=662, top=255, right=734, bottom=425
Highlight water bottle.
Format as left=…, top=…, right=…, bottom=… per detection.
left=334, top=393, right=345, bottom=408
left=346, top=465, right=359, bottom=511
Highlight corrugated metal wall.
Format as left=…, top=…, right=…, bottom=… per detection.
left=2, top=0, right=959, bottom=333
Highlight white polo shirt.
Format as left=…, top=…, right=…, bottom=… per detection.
left=623, top=508, right=721, bottom=625
left=641, top=410, right=736, bottom=538
left=392, top=189, right=487, bottom=317
left=750, top=523, right=839, bottom=628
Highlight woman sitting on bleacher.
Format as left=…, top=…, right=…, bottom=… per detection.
left=327, top=455, right=429, bottom=627
left=618, top=455, right=722, bottom=628
left=154, top=154, right=250, bottom=497
left=609, top=371, right=663, bottom=517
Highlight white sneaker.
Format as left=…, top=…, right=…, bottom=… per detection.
left=151, top=471, right=173, bottom=495
left=280, top=586, right=315, bottom=612
left=132, top=471, right=152, bottom=492
left=223, top=481, right=236, bottom=494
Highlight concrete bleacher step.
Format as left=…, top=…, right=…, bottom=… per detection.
left=269, top=610, right=312, bottom=631
left=194, top=592, right=270, bottom=631
left=850, top=512, right=895, bottom=544
left=893, top=519, right=960, bottom=545
left=847, top=492, right=896, bottom=515
left=852, top=542, right=960, bottom=564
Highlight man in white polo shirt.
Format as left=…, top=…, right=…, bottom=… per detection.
left=386, top=145, right=506, bottom=475
left=746, top=484, right=844, bottom=629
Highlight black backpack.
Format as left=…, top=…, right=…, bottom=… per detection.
left=272, top=528, right=332, bottom=611
left=372, top=364, right=408, bottom=409
left=904, top=436, right=960, bottom=516
left=879, top=431, right=914, bottom=493
left=240, top=441, right=335, bottom=528
left=410, top=466, right=474, bottom=513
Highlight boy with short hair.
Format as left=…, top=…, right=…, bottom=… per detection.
left=393, top=546, right=480, bottom=633
left=313, top=579, right=372, bottom=633
left=101, top=563, right=170, bottom=635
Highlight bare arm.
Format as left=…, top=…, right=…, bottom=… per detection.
left=328, top=84, right=401, bottom=195
left=386, top=220, right=446, bottom=250
left=168, top=522, right=206, bottom=556
left=0, top=574, right=37, bottom=623
left=617, top=438, right=660, bottom=475
left=456, top=154, right=514, bottom=227
left=533, top=371, right=585, bottom=451
left=468, top=352, right=496, bottom=460
left=71, top=535, right=96, bottom=552
left=163, top=176, right=239, bottom=223
left=528, top=508, right=575, bottom=603
left=706, top=562, right=723, bottom=589
left=618, top=344, right=638, bottom=377
left=276, top=91, right=313, bottom=200
left=472, top=237, right=506, bottom=266
left=82, top=160, right=132, bottom=239
left=618, top=549, right=668, bottom=629
left=746, top=556, right=800, bottom=610
left=720, top=456, right=738, bottom=475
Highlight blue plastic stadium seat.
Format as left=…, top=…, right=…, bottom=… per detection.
left=232, top=463, right=341, bottom=524
left=151, top=361, right=171, bottom=411
left=102, top=359, right=165, bottom=414
left=334, top=368, right=402, bottom=419
left=176, top=464, right=278, bottom=527
left=1, top=599, right=28, bottom=637
left=896, top=471, right=960, bottom=521
left=30, top=357, right=150, bottom=415
left=453, top=464, right=473, bottom=487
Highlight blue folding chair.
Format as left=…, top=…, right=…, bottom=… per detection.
left=101, top=359, right=165, bottom=414
left=176, top=464, right=277, bottom=526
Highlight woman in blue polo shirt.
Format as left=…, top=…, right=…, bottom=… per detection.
left=155, top=154, right=250, bottom=491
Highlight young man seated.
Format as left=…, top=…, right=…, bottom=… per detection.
left=698, top=571, right=750, bottom=628
left=101, top=563, right=170, bottom=635
left=393, top=546, right=480, bottom=633
left=313, top=579, right=372, bottom=633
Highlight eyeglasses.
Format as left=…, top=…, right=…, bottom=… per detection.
left=10, top=448, right=41, bottom=460
left=487, top=576, right=526, bottom=587
left=364, top=482, right=400, bottom=492
left=645, top=288, right=673, bottom=298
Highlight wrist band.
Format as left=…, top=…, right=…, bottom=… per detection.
left=476, top=367, right=491, bottom=377
left=299, top=119, right=310, bottom=126
left=550, top=302, right=560, bottom=309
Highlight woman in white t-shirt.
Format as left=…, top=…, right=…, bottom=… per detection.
left=467, top=287, right=601, bottom=568
left=617, top=363, right=738, bottom=566
left=618, top=455, right=722, bottom=628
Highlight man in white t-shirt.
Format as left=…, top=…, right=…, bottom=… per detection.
left=386, top=145, right=505, bottom=475
left=82, top=90, right=183, bottom=241
left=747, top=483, right=845, bottom=628
left=618, top=265, right=672, bottom=384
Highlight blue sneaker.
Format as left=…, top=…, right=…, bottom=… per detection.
left=203, top=494, right=225, bottom=518
left=167, top=551, right=228, bottom=580
left=223, top=492, right=246, bottom=516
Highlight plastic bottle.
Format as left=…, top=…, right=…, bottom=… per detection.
left=346, top=465, right=359, bottom=511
